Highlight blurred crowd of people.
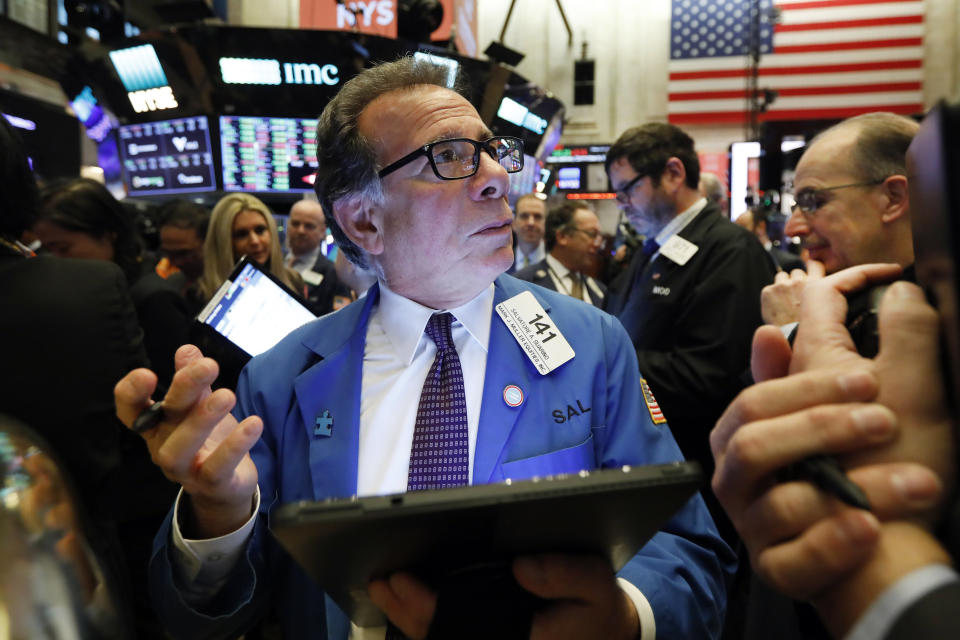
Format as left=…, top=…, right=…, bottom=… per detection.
left=1, top=56, right=957, bottom=640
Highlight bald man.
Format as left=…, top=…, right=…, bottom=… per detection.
left=286, top=198, right=347, bottom=315
left=761, top=113, right=918, bottom=326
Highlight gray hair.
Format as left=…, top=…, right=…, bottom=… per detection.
left=313, top=57, right=462, bottom=268
left=813, top=112, right=919, bottom=183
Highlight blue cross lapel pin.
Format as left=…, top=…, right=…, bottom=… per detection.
left=315, top=410, right=334, bottom=437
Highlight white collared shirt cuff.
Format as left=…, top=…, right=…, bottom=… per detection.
left=617, top=577, right=655, bottom=640
left=170, top=486, right=260, bottom=585
left=844, top=563, right=958, bottom=640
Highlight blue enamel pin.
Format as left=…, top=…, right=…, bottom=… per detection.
left=315, top=410, right=334, bottom=437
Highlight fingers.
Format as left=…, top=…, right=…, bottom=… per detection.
left=799, top=264, right=903, bottom=328
left=876, top=282, right=939, bottom=368
left=516, top=555, right=640, bottom=640
left=114, top=368, right=159, bottom=427
left=174, top=343, right=204, bottom=370
left=513, top=554, right=613, bottom=602
left=711, top=368, right=879, bottom=460
left=751, top=325, right=792, bottom=383
left=789, top=264, right=902, bottom=373
left=193, top=415, right=263, bottom=491
left=753, top=509, right=881, bottom=601
left=368, top=572, right=436, bottom=640
left=741, top=463, right=942, bottom=551
left=153, top=385, right=234, bottom=479
left=713, top=401, right=896, bottom=519
left=806, top=260, right=826, bottom=279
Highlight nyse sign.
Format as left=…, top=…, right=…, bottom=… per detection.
left=336, top=1, right=394, bottom=28
left=220, top=57, right=339, bottom=87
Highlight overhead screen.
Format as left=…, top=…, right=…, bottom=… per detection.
left=220, top=115, right=318, bottom=193
left=117, top=115, right=216, bottom=196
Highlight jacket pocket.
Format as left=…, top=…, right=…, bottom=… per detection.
left=500, top=434, right=596, bottom=481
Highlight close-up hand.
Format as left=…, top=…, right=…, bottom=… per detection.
left=114, top=344, right=263, bottom=537
left=368, top=554, right=638, bottom=640
left=760, top=260, right=825, bottom=326
left=711, top=263, right=956, bottom=634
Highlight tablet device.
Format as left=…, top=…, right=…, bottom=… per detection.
left=271, top=461, right=703, bottom=627
left=196, top=256, right=316, bottom=358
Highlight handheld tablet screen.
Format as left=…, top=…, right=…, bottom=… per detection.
left=197, top=258, right=315, bottom=357
left=271, top=461, right=703, bottom=627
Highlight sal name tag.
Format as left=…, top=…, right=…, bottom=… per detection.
left=659, top=235, right=699, bottom=266
left=496, top=291, right=575, bottom=375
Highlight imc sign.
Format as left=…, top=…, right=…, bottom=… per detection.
left=219, top=58, right=339, bottom=86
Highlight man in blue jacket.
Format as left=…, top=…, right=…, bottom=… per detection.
left=115, top=57, right=733, bottom=640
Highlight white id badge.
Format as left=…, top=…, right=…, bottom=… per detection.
left=496, top=291, right=575, bottom=375
left=302, top=270, right=325, bottom=286
left=659, top=235, right=699, bottom=266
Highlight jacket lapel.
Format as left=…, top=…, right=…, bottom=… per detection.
left=473, top=275, right=548, bottom=484
left=291, top=285, right=379, bottom=499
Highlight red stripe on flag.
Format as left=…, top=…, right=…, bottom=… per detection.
left=669, top=82, right=921, bottom=101
left=776, top=15, right=923, bottom=32
left=779, top=0, right=922, bottom=9
left=669, top=59, right=921, bottom=81
left=667, top=103, right=923, bottom=125
left=774, top=37, right=922, bottom=54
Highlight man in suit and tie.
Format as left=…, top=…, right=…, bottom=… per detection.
left=286, top=197, right=348, bottom=314
left=510, top=192, right=547, bottom=272
left=604, top=122, right=775, bottom=533
left=514, top=202, right=606, bottom=307
left=114, top=58, right=733, bottom=640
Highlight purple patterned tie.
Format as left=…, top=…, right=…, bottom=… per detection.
left=407, top=312, right=469, bottom=491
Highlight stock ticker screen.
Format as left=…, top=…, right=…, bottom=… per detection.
left=220, top=115, right=319, bottom=193
left=118, top=115, right=216, bottom=195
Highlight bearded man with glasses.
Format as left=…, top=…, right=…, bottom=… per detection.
left=604, top=123, right=775, bottom=553
left=761, top=112, right=919, bottom=328
left=114, top=58, right=733, bottom=640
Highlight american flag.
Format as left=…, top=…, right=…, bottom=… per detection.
left=668, top=0, right=925, bottom=124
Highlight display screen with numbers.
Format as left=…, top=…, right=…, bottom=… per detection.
left=219, top=115, right=318, bottom=193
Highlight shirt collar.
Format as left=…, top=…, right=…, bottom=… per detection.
left=545, top=253, right=571, bottom=279
left=376, top=281, right=495, bottom=365
left=289, top=245, right=322, bottom=271
left=654, top=196, right=709, bottom=246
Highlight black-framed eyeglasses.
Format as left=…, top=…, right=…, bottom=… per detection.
left=614, top=173, right=646, bottom=203
left=377, top=136, right=524, bottom=181
left=566, top=227, right=602, bottom=241
left=792, top=179, right=887, bottom=215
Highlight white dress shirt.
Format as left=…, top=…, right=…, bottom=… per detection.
left=286, top=245, right=322, bottom=273
left=542, top=253, right=603, bottom=306
left=649, top=197, right=709, bottom=262
left=513, top=239, right=546, bottom=271
left=169, top=279, right=655, bottom=639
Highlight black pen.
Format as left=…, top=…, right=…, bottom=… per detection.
left=797, top=454, right=871, bottom=511
left=132, top=402, right=166, bottom=434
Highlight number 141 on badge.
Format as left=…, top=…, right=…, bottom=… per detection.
left=496, top=291, right=575, bottom=375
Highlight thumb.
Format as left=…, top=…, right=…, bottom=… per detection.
left=751, top=324, right=792, bottom=382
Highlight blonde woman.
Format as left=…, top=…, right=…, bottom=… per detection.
left=198, top=193, right=304, bottom=302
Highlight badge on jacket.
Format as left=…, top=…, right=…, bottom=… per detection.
left=496, top=291, right=575, bottom=374
left=640, top=379, right=667, bottom=425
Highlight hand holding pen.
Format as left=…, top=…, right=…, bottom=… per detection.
left=710, top=264, right=950, bottom=613
left=114, top=344, right=262, bottom=539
